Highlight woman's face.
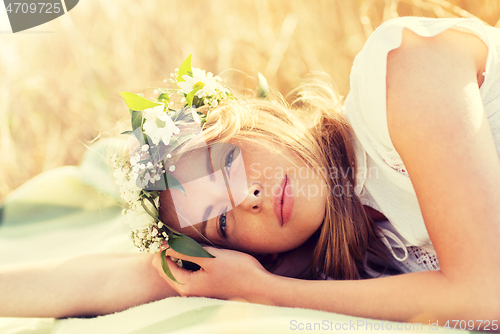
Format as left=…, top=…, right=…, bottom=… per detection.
left=161, top=138, right=327, bottom=255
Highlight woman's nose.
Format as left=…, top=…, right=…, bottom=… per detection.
left=238, top=183, right=263, bottom=212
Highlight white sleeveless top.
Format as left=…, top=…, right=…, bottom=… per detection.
left=343, top=16, right=500, bottom=273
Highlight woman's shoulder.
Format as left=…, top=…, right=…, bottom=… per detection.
left=386, top=21, right=488, bottom=158
left=386, top=20, right=488, bottom=97
left=348, top=16, right=491, bottom=96
left=344, top=16, right=490, bottom=154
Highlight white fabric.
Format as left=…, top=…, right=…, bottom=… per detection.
left=344, top=16, right=500, bottom=273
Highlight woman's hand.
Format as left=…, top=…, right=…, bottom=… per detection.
left=152, top=246, right=270, bottom=302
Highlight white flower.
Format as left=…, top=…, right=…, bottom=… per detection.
left=113, top=169, right=128, bottom=185
left=120, top=178, right=142, bottom=207
left=130, top=153, right=140, bottom=166
left=124, top=208, right=155, bottom=231
left=191, top=107, right=202, bottom=124
left=149, top=242, right=160, bottom=253
left=142, top=105, right=180, bottom=145
left=177, top=68, right=220, bottom=97
left=169, top=165, right=176, bottom=172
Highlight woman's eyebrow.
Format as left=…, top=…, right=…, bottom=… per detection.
left=206, top=145, right=215, bottom=181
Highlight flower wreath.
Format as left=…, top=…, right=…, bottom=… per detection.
left=112, top=55, right=269, bottom=281
left=112, top=55, right=230, bottom=282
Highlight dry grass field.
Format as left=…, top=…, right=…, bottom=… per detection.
left=1, top=0, right=499, bottom=201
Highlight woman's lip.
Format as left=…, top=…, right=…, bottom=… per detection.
left=273, top=177, right=285, bottom=226
left=273, top=176, right=294, bottom=226
left=281, top=176, right=294, bottom=226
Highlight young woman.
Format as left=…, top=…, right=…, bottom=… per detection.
left=152, top=16, right=500, bottom=325
left=1, top=16, right=499, bottom=326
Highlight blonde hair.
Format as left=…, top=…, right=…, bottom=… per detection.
left=160, top=76, right=393, bottom=280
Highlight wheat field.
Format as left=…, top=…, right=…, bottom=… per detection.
left=0, top=0, right=499, bottom=201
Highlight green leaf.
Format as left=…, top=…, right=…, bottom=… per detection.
left=131, top=110, right=143, bottom=131
left=158, top=93, right=170, bottom=105
left=186, top=83, right=203, bottom=106
left=161, top=249, right=183, bottom=284
left=165, top=174, right=186, bottom=196
left=192, top=96, right=203, bottom=109
left=141, top=198, right=158, bottom=219
left=148, top=191, right=160, bottom=199
left=141, top=190, right=160, bottom=200
left=120, top=92, right=161, bottom=111
left=121, top=130, right=133, bottom=135
left=177, top=55, right=193, bottom=82
left=169, top=234, right=215, bottom=258
left=164, top=225, right=182, bottom=236
left=256, top=72, right=269, bottom=99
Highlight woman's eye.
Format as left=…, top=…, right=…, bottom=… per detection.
left=224, top=149, right=235, bottom=176
left=227, top=149, right=234, bottom=167
left=217, top=211, right=227, bottom=239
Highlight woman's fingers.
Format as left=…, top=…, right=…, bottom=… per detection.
left=153, top=252, right=194, bottom=288
left=162, top=253, right=194, bottom=283
left=153, top=247, right=268, bottom=300
left=153, top=246, right=218, bottom=282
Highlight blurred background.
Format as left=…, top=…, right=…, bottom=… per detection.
left=1, top=0, right=499, bottom=202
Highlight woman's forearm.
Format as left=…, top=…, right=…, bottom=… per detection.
left=0, top=253, right=178, bottom=318
left=254, top=270, right=499, bottom=327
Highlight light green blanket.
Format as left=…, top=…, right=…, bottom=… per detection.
left=0, top=140, right=476, bottom=334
